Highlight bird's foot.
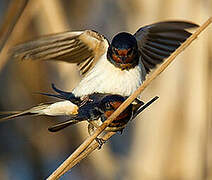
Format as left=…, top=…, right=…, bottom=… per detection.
left=95, top=138, right=106, bottom=150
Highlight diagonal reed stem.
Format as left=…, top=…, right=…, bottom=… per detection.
left=47, top=17, right=212, bottom=180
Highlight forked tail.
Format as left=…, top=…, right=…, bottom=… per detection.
left=0, top=101, right=78, bottom=122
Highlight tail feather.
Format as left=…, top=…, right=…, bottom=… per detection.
left=132, top=96, right=159, bottom=119
left=0, top=101, right=79, bottom=122
left=0, top=104, right=49, bottom=122
left=48, top=119, right=82, bottom=132
left=35, top=84, right=81, bottom=104
left=0, top=111, right=22, bottom=114
left=51, top=83, right=80, bottom=103
left=36, top=92, right=65, bottom=100
left=0, top=111, right=37, bottom=122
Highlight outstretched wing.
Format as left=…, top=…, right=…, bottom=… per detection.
left=134, top=21, right=199, bottom=73
left=12, top=30, right=109, bottom=76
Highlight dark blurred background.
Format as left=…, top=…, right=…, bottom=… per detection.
left=0, top=0, right=211, bottom=179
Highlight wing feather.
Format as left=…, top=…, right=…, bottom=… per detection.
left=12, top=30, right=109, bottom=76
left=134, top=21, right=199, bottom=73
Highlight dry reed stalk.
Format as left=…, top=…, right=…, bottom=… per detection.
left=0, top=0, right=28, bottom=51
left=0, top=0, right=40, bottom=73
left=62, top=132, right=116, bottom=175
left=47, top=17, right=212, bottom=180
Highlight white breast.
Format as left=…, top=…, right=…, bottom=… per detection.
left=72, top=53, right=146, bottom=97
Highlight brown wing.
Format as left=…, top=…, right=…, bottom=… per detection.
left=11, top=30, right=109, bottom=75
left=134, top=21, right=199, bottom=73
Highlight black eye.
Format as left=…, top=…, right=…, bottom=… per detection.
left=105, top=102, right=112, bottom=109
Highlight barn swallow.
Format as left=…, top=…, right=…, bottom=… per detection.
left=0, top=92, right=142, bottom=130
left=47, top=95, right=159, bottom=132
left=0, top=92, right=158, bottom=147
left=0, top=90, right=158, bottom=132
left=47, top=94, right=158, bottom=148
left=47, top=93, right=143, bottom=132
left=11, top=20, right=198, bottom=99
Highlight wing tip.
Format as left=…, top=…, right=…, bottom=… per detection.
left=153, top=20, right=199, bottom=29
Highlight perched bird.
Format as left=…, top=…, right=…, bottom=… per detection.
left=0, top=92, right=142, bottom=133
left=0, top=92, right=144, bottom=132
left=0, top=91, right=158, bottom=146
left=12, top=20, right=198, bottom=98
left=48, top=95, right=159, bottom=134
left=47, top=94, right=158, bottom=147
left=47, top=93, right=144, bottom=133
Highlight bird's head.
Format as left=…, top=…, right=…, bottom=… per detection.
left=107, top=32, right=139, bottom=70
left=98, top=95, right=133, bottom=130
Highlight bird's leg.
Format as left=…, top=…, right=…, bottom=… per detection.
left=88, top=123, right=105, bottom=149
